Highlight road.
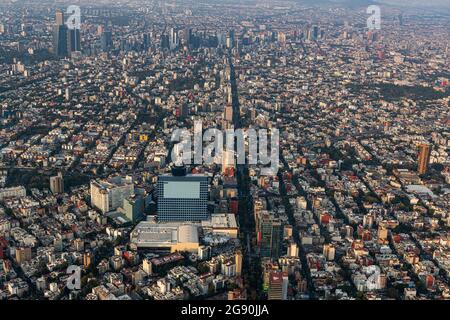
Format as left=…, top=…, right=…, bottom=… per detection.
left=228, top=52, right=262, bottom=299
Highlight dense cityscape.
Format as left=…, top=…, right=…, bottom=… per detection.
left=0, top=0, right=449, bottom=302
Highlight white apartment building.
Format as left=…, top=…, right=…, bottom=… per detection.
left=90, top=176, right=134, bottom=213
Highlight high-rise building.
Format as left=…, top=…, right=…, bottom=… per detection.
left=53, top=10, right=68, bottom=57
left=143, top=33, right=151, bottom=50
left=226, top=35, right=232, bottom=49
left=123, top=194, right=144, bottom=223
left=313, top=26, right=319, bottom=39
left=53, top=25, right=68, bottom=57
left=259, top=213, right=283, bottom=259
left=268, top=271, right=288, bottom=300
left=183, top=27, right=192, bottom=47
left=101, top=30, right=113, bottom=52
left=50, top=172, right=64, bottom=194
left=67, top=28, right=81, bottom=53
left=169, top=28, right=178, bottom=50
left=157, top=169, right=209, bottom=222
left=55, top=10, right=64, bottom=26
left=160, top=34, right=170, bottom=50
left=417, top=143, right=431, bottom=175
left=90, top=176, right=134, bottom=213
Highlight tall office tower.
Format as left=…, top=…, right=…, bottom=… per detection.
left=49, top=172, right=64, bottom=194
left=229, top=30, right=235, bottom=44
left=67, top=28, right=81, bottom=53
left=268, top=271, right=288, bottom=300
left=160, top=34, right=170, bottom=50
left=123, top=194, right=144, bottom=223
left=55, top=10, right=64, bottom=26
left=182, top=27, right=192, bottom=47
left=169, top=27, right=178, bottom=50
left=226, top=35, right=232, bottom=49
left=143, top=33, right=150, bottom=50
left=53, top=10, right=68, bottom=57
left=259, top=213, right=283, bottom=259
left=90, top=176, right=134, bottom=213
left=101, top=30, right=113, bottom=52
left=287, top=241, right=298, bottom=257
left=157, top=168, right=209, bottom=222
left=313, top=26, right=319, bottom=39
left=223, top=104, right=233, bottom=122
left=398, top=14, right=404, bottom=26
left=417, top=143, right=431, bottom=175
left=53, top=27, right=68, bottom=57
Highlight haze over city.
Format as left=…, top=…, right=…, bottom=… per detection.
left=0, top=0, right=448, bottom=304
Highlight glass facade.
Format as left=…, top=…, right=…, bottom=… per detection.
left=157, top=174, right=209, bottom=222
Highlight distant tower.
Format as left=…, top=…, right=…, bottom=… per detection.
left=101, top=29, right=113, bottom=52
left=169, top=27, right=178, bottom=50
left=417, top=143, right=431, bottom=175
left=55, top=10, right=64, bottom=26
left=53, top=11, right=68, bottom=57
left=398, top=14, right=404, bottom=26
left=67, top=29, right=81, bottom=53
left=50, top=172, right=64, bottom=194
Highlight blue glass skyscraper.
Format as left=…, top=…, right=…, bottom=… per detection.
left=157, top=173, right=209, bottom=222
